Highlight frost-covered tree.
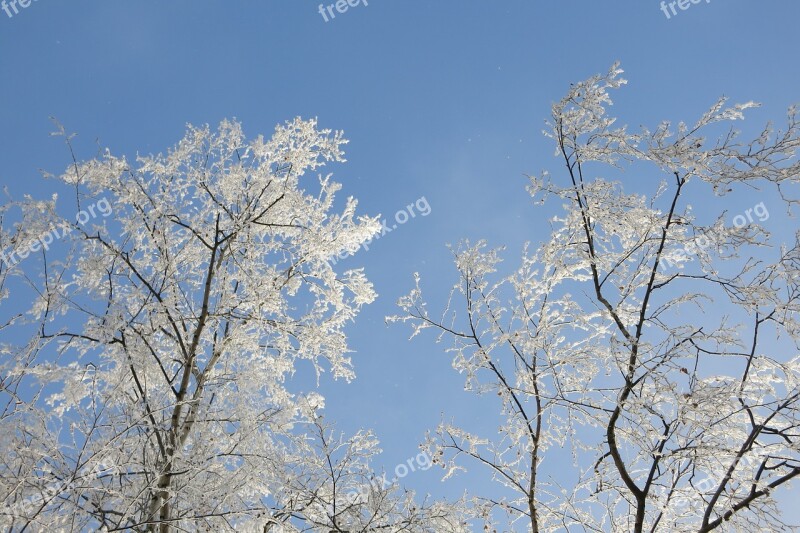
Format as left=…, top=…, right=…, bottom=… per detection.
left=0, top=119, right=468, bottom=532
left=264, top=414, right=472, bottom=533
left=0, top=194, right=67, bottom=529
left=391, top=64, right=800, bottom=532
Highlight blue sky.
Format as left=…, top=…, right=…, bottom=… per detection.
left=2, top=0, right=799, bottom=524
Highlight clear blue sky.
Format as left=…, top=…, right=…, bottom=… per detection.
left=2, top=0, right=799, bottom=524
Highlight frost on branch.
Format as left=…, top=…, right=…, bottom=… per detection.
left=0, top=118, right=430, bottom=532
left=395, top=64, right=800, bottom=532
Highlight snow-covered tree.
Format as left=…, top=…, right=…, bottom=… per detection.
left=391, top=64, right=800, bottom=532
left=0, top=119, right=469, bottom=532
left=263, top=414, right=473, bottom=533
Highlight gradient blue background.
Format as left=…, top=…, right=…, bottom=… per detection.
left=2, top=0, right=798, bottom=525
